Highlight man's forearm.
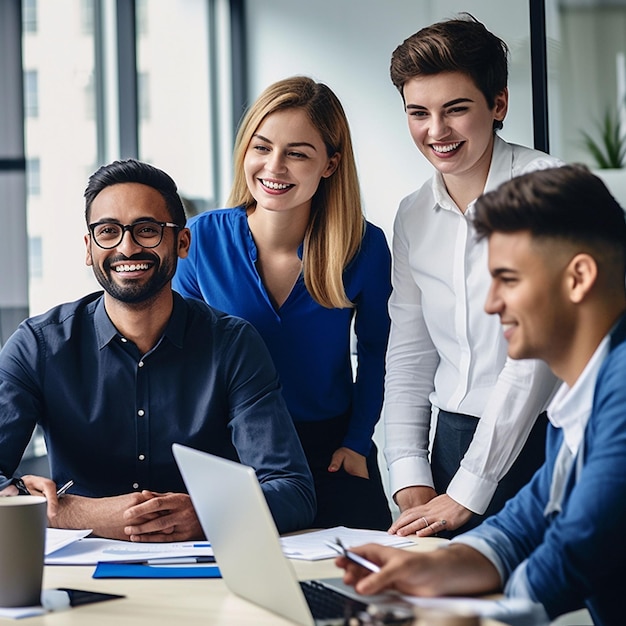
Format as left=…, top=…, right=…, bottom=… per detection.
left=49, top=493, right=146, bottom=541
left=430, top=543, right=502, bottom=597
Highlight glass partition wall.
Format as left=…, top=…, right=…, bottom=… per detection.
left=20, top=0, right=223, bottom=317
left=10, top=0, right=626, bottom=334
left=546, top=0, right=626, bottom=207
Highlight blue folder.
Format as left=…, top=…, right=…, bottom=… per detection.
left=93, top=562, right=221, bottom=579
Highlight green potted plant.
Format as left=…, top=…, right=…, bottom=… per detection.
left=581, top=106, right=626, bottom=207
left=581, top=106, right=626, bottom=169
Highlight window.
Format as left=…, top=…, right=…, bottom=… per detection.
left=20, top=0, right=221, bottom=316
left=22, top=0, right=37, bottom=33
left=26, top=157, right=40, bottom=195
left=80, top=0, right=94, bottom=36
left=84, top=71, right=96, bottom=120
left=138, top=71, right=150, bottom=121
left=22, top=3, right=99, bottom=314
left=136, top=1, right=215, bottom=215
left=28, top=236, right=43, bottom=279
left=23, top=69, right=38, bottom=118
left=136, top=0, right=148, bottom=35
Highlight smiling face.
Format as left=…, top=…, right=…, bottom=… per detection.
left=402, top=71, right=507, bottom=184
left=243, top=107, right=340, bottom=216
left=484, top=231, right=575, bottom=368
left=85, top=182, right=189, bottom=304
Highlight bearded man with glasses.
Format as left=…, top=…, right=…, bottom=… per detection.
left=0, top=158, right=315, bottom=541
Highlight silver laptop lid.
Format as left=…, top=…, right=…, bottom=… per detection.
left=172, top=443, right=315, bottom=626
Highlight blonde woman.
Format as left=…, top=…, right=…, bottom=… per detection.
left=173, top=76, right=392, bottom=529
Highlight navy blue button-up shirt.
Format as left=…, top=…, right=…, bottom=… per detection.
left=0, top=291, right=315, bottom=533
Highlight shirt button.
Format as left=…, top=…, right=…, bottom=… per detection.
left=132, top=482, right=139, bottom=489
left=138, top=454, right=145, bottom=461
left=138, top=409, right=145, bottom=417
left=138, top=361, right=144, bottom=367
left=120, top=337, right=128, bottom=343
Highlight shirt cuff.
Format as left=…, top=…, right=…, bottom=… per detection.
left=446, top=464, right=498, bottom=514
left=451, top=533, right=507, bottom=585
left=388, top=455, right=434, bottom=497
left=505, top=560, right=535, bottom=599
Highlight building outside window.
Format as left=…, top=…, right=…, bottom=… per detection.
left=22, top=0, right=217, bottom=316
left=23, top=69, right=39, bottom=117
left=22, top=0, right=37, bottom=33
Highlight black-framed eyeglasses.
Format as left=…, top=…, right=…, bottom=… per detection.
left=88, top=219, right=181, bottom=249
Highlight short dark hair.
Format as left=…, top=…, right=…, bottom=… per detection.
left=84, top=159, right=187, bottom=227
left=473, top=164, right=626, bottom=272
left=390, top=13, right=508, bottom=130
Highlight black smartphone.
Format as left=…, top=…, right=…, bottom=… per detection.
left=55, top=588, right=125, bottom=606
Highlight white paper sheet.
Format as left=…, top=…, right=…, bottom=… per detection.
left=45, top=528, right=92, bottom=556
left=45, top=537, right=213, bottom=565
left=280, top=526, right=415, bottom=560
left=0, top=606, right=46, bottom=620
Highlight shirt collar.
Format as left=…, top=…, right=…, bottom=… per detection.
left=93, top=291, right=187, bottom=351
left=547, top=334, right=611, bottom=454
left=94, top=295, right=117, bottom=349
left=431, top=135, right=513, bottom=214
left=482, top=135, right=515, bottom=194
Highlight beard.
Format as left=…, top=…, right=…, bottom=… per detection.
left=92, top=252, right=175, bottom=304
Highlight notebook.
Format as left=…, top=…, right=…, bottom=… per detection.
left=172, top=443, right=409, bottom=626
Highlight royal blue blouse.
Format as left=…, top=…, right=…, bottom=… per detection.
left=173, top=208, right=392, bottom=456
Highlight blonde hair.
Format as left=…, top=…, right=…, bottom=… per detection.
left=227, top=76, right=365, bottom=309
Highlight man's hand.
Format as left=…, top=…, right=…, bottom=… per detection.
left=389, top=493, right=473, bottom=536
left=328, top=447, right=369, bottom=479
left=336, top=542, right=501, bottom=598
left=124, top=491, right=204, bottom=542
left=21, top=474, right=60, bottom=518
left=48, top=492, right=153, bottom=540
left=0, top=484, right=18, bottom=496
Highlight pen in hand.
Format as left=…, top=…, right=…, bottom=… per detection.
left=325, top=537, right=381, bottom=573
left=56, top=480, right=74, bottom=498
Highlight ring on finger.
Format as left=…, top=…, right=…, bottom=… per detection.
left=420, top=516, right=429, bottom=529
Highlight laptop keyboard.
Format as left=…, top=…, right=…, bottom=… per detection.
left=300, top=580, right=368, bottom=620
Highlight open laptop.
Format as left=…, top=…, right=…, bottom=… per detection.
left=172, top=443, right=410, bottom=626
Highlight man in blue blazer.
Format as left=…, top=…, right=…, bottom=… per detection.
left=335, top=164, right=626, bottom=626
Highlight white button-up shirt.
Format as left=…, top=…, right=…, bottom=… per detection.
left=384, top=136, right=563, bottom=513
left=547, top=334, right=610, bottom=455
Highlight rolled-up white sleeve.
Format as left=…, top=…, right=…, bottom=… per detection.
left=447, top=357, right=558, bottom=513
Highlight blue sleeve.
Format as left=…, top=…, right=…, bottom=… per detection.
left=0, top=324, right=43, bottom=489
left=172, top=216, right=203, bottom=300
left=522, top=349, right=626, bottom=618
left=223, top=319, right=316, bottom=533
left=344, top=223, right=392, bottom=455
left=456, top=442, right=555, bottom=581
left=463, top=347, right=626, bottom=620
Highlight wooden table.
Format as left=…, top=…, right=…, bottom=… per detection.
left=2, top=537, right=506, bottom=625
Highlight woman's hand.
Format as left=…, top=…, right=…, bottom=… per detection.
left=389, top=494, right=473, bottom=536
left=328, top=447, right=369, bottom=479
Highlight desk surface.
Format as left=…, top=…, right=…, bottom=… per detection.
left=7, top=537, right=505, bottom=625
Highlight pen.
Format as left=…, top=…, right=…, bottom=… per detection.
left=145, top=556, right=216, bottom=565
left=56, top=479, right=74, bottom=498
left=325, top=538, right=381, bottom=573
left=110, top=556, right=216, bottom=565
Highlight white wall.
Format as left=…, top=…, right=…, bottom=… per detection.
left=244, top=0, right=538, bottom=243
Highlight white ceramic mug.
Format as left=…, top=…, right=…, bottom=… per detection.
left=0, top=495, right=47, bottom=607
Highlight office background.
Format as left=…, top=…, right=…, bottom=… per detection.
left=2, top=0, right=626, bottom=511
left=4, top=0, right=626, bottom=335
